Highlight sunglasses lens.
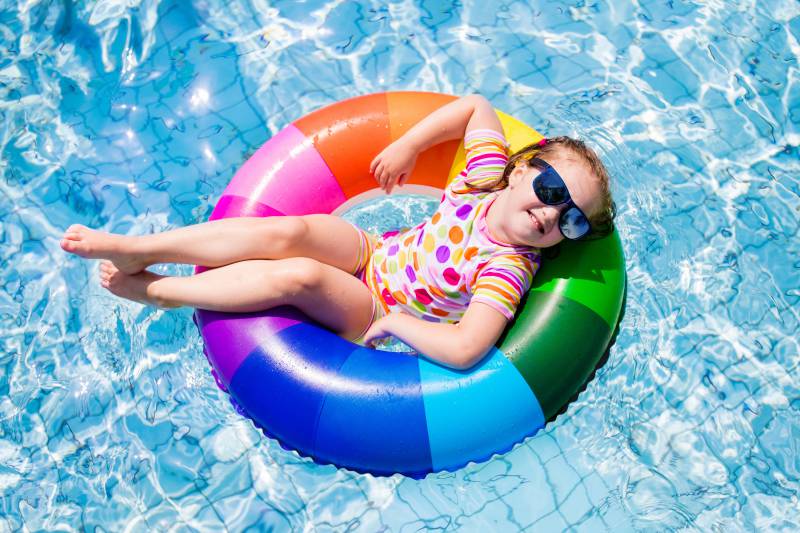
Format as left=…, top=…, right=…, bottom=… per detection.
left=533, top=168, right=569, bottom=205
left=560, top=207, right=591, bottom=240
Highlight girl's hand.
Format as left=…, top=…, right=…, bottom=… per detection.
left=369, top=139, right=418, bottom=194
left=362, top=315, right=394, bottom=348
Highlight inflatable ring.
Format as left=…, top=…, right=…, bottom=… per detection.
left=192, top=92, right=626, bottom=478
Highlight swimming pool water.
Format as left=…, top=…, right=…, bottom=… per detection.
left=1, top=0, right=798, bottom=530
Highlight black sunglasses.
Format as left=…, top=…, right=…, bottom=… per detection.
left=528, top=157, right=592, bottom=240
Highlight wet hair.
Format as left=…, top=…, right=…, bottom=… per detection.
left=471, top=136, right=617, bottom=238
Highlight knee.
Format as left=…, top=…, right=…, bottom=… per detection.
left=280, top=257, right=324, bottom=295
left=262, top=217, right=308, bottom=250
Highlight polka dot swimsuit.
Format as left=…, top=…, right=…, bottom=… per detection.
left=363, top=129, right=542, bottom=323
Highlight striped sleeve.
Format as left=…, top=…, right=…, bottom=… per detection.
left=470, top=252, right=540, bottom=320
left=449, top=129, right=510, bottom=194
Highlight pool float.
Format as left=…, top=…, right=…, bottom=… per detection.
left=192, top=92, right=626, bottom=478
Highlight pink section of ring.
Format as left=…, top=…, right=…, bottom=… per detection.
left=222, top=124, right=347, bottom=215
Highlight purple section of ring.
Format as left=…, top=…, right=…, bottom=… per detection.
left=195, top=306, right=305, bottom=387
left=222, top=124, right=347, bottom=216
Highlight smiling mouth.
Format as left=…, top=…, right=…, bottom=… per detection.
left=527, top=209, right=544, bottom=234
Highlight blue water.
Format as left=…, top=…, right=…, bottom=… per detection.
left=1, top=0, right=798, bottom=530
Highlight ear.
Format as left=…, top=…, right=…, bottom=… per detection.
left=509, top=161, right=527, bottom=187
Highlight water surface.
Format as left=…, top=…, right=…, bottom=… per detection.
left=1, top=0, right=798, bottom=530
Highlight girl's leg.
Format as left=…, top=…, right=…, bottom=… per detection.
left=99, top=256, right=376, bottom=341
left=62, top=214, right=365, bottom=275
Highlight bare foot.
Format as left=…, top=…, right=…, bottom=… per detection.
left=61, top=224, right=149, bottom=274
left=99, top=260, right=177, bottom=308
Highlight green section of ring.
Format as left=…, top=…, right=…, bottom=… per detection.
left=498, top=291, right=612, bottom=421
left=530, top=231, right=626, bottom=329
left=497, top=231, right=626, bottom=421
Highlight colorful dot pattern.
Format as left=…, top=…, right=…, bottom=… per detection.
left=365, top=129, right=541, bottom=323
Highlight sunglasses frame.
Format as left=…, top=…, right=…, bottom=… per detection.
left=527, top=157, right=593, bottom=241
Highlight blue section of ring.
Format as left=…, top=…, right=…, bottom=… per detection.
left=314, top=344, right=432, bottom=477
left=229, top=322, right=432, bottom=476
left=228, top=322, right=355, bottom=455
left=419, top=347, right=545, bottom=472
left=228, top=320, right=544, bottom=475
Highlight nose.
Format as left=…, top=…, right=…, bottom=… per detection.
left=538, top=205, right=563, bottom=234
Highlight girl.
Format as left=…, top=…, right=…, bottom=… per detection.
left=60, top=95, right=615, bottom=370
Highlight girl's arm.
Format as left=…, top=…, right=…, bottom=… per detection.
left=396, top=94, right=503, bottom=152
left=362, top=301, right=508, bottom=370
left=370, top=94, right=504, bottom=194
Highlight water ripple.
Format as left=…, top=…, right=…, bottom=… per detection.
left=1, top=0, right=799, bottom=531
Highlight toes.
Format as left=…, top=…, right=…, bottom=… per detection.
left=100, top=262, right=114, bottom=278
left=60, top=233, right=85, bottom=254
left=66, top=224, right=86, bottom=233
left=99, top=265, right=113, bottom=288
left=100, top=260, right=120, bottom=278
left=62, top=225, right=87, bottom=243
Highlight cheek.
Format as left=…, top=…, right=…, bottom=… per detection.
left=519, top=218, right=563, bottom=248
left=519, top=210, right=537, bottom=234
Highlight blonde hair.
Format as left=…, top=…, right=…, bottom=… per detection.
left=470, top=136, right=616, bottom=237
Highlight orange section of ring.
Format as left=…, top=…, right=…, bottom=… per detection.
left=294, top=92, right=467, bottom=200
left=293, top=92, right=544, bottom=201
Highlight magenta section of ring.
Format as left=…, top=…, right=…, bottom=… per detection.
left=209, top=195, right=285, bottom=221
left=196, top=307, right=303, bottom=387
left=194, top=196, right=284, bottom=274
left=222, top=124, right=346, bottom=216
left=195, top=123, right=351, bottom=389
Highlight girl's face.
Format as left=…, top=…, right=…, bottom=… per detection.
left=502, top=153, right=601, bottom=248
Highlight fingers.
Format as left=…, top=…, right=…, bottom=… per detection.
left=382, top=170, right=390, bottom=193
left=385, top=174, right=398, bottom=195
left=397, top=173, right=408, bottom=187
left=387, top=172, right=408, bottom=195
left=378, top=167, right=394, bottom=194
left=383, top=172, right=395, bottom=194
left=370, top=159, right=408, bottom=194
left=372, top=160, right=386, bottom=190
left=371, top=153, right=398, bottom=193
left=371, top=153, right=390, bottom=189
left=377, top=166, right=388, bottom=191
